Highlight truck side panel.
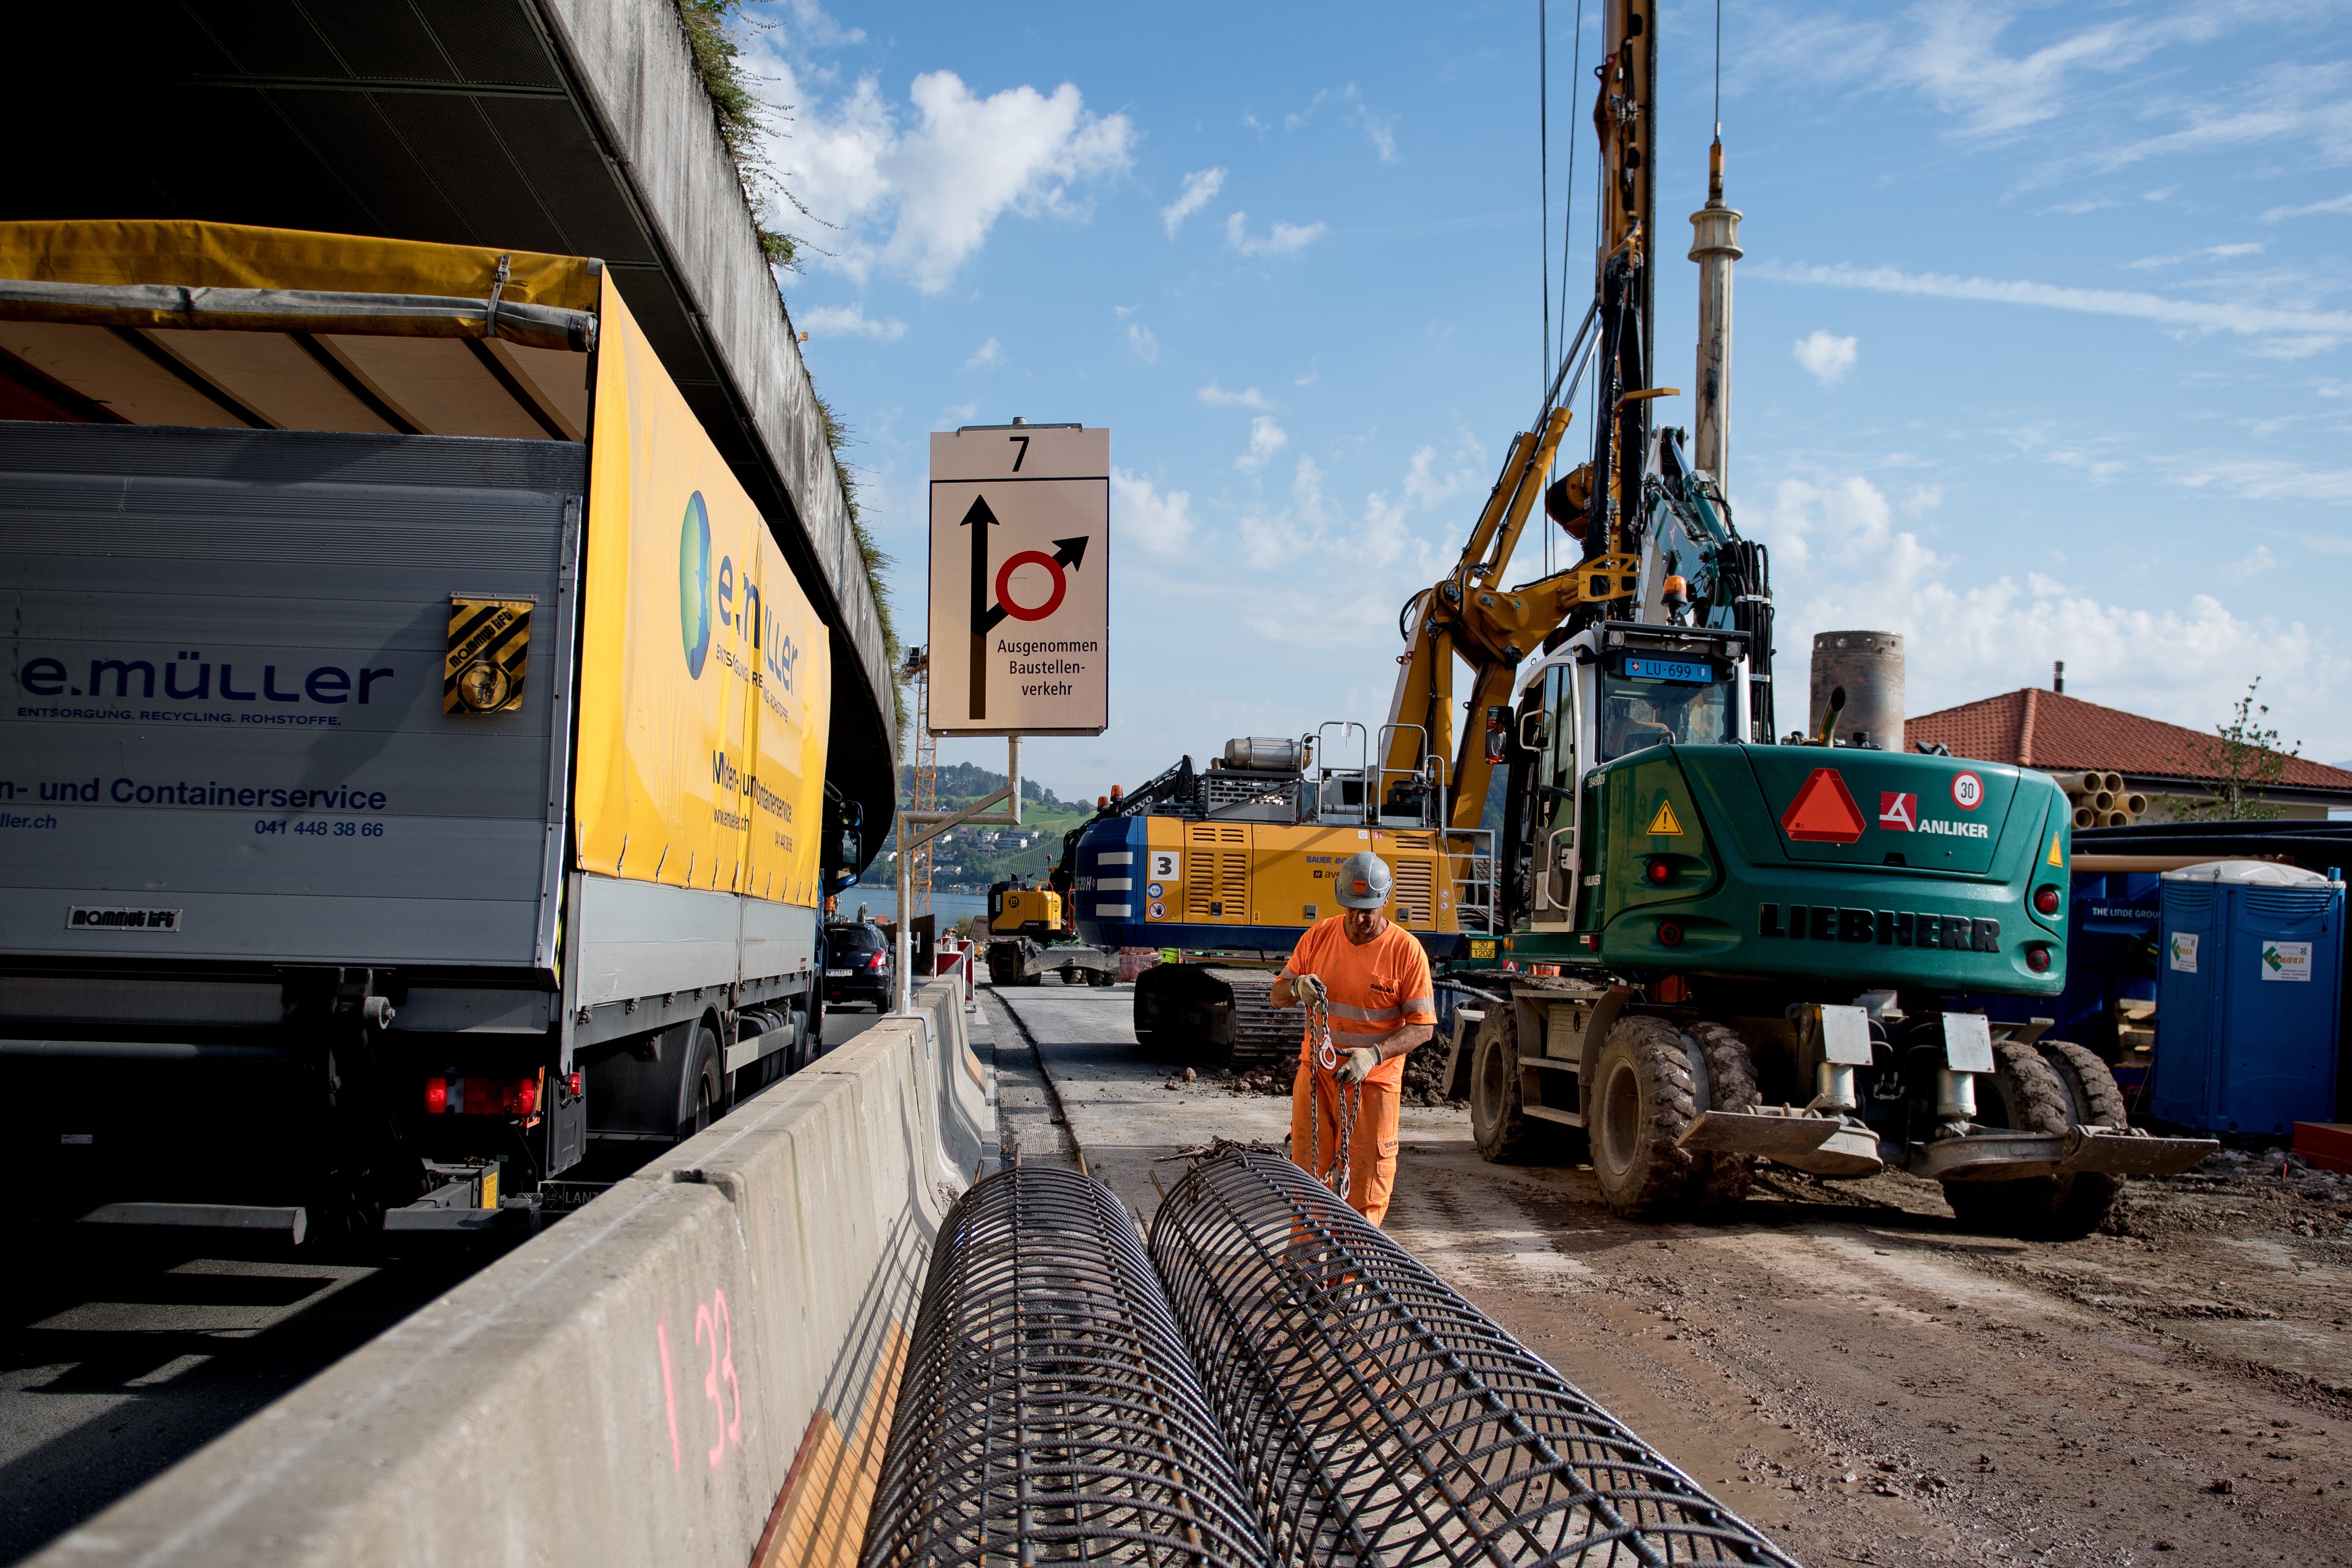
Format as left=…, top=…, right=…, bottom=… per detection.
left=1, top=423, right=579, bottom=967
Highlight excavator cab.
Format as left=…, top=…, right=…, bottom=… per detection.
left=1515, top=621, right=1752, bottom=932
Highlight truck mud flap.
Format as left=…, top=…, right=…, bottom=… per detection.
left=2058, top=1126, right=2217, bottom=1178
left=1909, top=1131, right=2065, bottom=1182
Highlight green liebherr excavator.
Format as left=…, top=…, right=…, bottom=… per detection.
left=1413, top=1, right=2215, bottom=1235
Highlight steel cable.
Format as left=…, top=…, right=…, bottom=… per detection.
left=1148, top=1148, right=1803, bottom=1567
left=862, top=1166, right=1269, bottom=1568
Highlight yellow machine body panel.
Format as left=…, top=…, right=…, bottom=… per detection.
left=1135, top=818, right=1455, bottom=941
left=990, top=886, right=1066, bottom=935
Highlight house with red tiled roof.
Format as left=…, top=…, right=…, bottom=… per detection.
left=1907, top=687, right=2352, bottom=821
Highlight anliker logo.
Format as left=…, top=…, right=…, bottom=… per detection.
left=680, top=491, right=712, bottom=678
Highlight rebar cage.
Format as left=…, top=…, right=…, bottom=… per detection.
left=1147, top=1149, right=1800, bottom=1567
left=860, top=1166, right=1269, bottom=1568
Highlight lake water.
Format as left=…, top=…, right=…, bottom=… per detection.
left=836, top=888, right=990, bottom=927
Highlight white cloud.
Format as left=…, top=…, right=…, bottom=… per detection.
left=939, top=400, right=979, bottom=425
left=1757, top=260, right=2352, bottom=356
left=2262, top=191, right=2352, bottom=222
left=2124, top=241, right=2264, bottom=270
left=1284, top=83, right=1399, bottom=162
left=1235, top=415, right=1289, bottom=472
left=1160, top=167, right=1226, bottom=238
left=2223, top=544, right=2280, bottom=582
left=964, top=337, right=1004, bottom=371
left=751, top=56, right=1134, bottom=293
left=798, top=302, right=907, bottom=341
left=1197, top=382, right=1277, bottom=411
left=1125, top=322, right=1159, bottom=362
left=1226, top=212, right=1328, bottom=258
left=1793, top=330, right=1859, bottom=384
left=1110, top=468, right=1195, bottom=557
left=1754, top=470, right=2346, bottom=750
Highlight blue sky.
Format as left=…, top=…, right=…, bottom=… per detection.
left=747, top=0, right=2352, bottom=800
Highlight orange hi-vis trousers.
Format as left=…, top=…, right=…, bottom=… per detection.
left=1290, top=1064, right=1403, bottom=1226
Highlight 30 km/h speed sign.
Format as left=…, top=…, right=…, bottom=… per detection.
left=927, top=424, right=1109, bottom=735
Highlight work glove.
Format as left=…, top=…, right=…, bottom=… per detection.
left=1293, top=974, right=1328, bottom=1005
left=1337, top=1046, right=1380, bottom=1086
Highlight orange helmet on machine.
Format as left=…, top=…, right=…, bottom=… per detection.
left=1333, top=850, right=1393, bottom=910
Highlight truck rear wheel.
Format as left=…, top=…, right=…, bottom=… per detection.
left=1470, top=1007, right=1574, bottom=1163
left=1689, top=1022, right=1761, bottom=1210
left=1942, top=1038, right=2118, bottom=1239
left=683, top=1024, right=723, bottom=1139
left=1591, top=1016, right=1701, bottom=1218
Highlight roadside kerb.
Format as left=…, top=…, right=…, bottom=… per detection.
left=29, top=980, right=992, bottom=1568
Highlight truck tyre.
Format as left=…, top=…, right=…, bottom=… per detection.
left=1942, top=1038, right=2115, bottom=1239
left=2038, top=1039, right=2129, bottom=1129
left=1591, top=1015, right=1701, bottom=1218
left=1689, top=1022, right=1761, bottom=1211
left=682, top=1023, right=724, bottom=1140
left=1470, top=1006, right=1574, bottom=1163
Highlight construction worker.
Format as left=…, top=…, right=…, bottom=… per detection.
left=1268, top=850, right=1437, bottom=1225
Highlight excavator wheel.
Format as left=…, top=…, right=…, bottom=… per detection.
left=1688, top=1021, right=1762, bottom=1212
left=1942, top=1038, right=2120, bottom=1241
left=1470, top=1006, right=1579, bottom=1164
left=1590, top=1015, right=1702, bottom=1219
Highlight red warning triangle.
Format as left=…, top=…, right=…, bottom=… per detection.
left=1781, top=768, right=1868, bottom=843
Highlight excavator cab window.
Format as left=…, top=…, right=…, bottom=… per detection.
left=1598, top=657, right=1738, bottom=760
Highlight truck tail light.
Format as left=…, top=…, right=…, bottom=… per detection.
left=2025, top=944, right=2053, bottom=973
left=1646, top=858, right=1672, bottom=885
left=568, top=1071, right=584, bottom=1097
left=1657, top=921, right=1684, bottom=947
left=512, top=1078, right=539, bottom=1115
left=425, top=1077, right=448, bottom=1113
left=2032, top=885, right=2060, bottom=916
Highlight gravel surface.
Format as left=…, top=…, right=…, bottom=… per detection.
left=999, top=985, right=2352, bottom=1566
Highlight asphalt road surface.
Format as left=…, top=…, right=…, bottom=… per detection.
left=990, top=980, right=2352, bottom=1568
left=0, top=1008, right=900, bottom=1566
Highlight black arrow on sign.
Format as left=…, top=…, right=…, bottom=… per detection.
left=964, top=501, right=1094, bottom=722
left=961, top=494, right=999, bottom=720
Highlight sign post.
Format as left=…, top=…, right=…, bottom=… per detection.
left=892, top=422, right=1110, bottom=1013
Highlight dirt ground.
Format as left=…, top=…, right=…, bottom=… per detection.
left=997, top=984, right=2352, bottom=1568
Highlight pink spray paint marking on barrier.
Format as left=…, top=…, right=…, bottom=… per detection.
left=661, top=1289, right=746, bottom=1475
left=657, top=1319, right=682, bottom=1474
left=695, top=1288, right=744, bottom=1467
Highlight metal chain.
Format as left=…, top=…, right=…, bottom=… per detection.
left=1304, top=993, right=1360, bottom=1201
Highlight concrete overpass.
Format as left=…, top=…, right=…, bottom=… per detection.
left=11, top=0, right=898, bottom=840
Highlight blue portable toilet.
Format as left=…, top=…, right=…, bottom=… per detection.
left=2151, top=861, right=2345, bottom=1136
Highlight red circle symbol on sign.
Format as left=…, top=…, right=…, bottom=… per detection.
left=995, top=551, right=1067, bottom=622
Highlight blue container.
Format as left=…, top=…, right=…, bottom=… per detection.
left=2152, top=865, right=2345, bottom=1135
left=1957, top=869, right=2161, bottom=1060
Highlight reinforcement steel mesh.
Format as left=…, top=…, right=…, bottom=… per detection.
left=860, top=1166, right=1268, bottom=1568
left=1147, top=1148, right=1801, bottom=1567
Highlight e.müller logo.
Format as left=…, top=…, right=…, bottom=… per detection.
left=677, top=490, right=803, bottom=697
left=17, top=652, right=394, bottom=706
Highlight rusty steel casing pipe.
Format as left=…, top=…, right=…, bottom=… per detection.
left=1147, top=1148, right=1800, bottom=1567
left=861, top=1167, right=1268, bottom=1568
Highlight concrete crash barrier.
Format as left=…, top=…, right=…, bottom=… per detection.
left=861, top=1167, right=1266, bottom=1568
left=1148, top=1149, right=1801, bottom=1568
left=30, top=981, right=995, bottom=1568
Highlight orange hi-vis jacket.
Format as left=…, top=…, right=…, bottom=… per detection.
left=1279, top=917, right=1438, bottom=1089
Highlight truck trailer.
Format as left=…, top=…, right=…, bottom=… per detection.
left=0, top=222, right=859, bottom=1240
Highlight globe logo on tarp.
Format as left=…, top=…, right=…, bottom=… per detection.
left=679, top=491, right=712, bottom=678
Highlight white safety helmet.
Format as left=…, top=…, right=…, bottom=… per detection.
left=1333, top=850, right=1393, bottom=910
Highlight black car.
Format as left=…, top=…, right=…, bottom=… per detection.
left=823, top=921, right=894, bottom=1010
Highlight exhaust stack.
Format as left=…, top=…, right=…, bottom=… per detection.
left=1689, top=132, right=1743, bottom=496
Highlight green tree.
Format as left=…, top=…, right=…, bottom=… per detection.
left=2179, top=678, right=2300, bottom=821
